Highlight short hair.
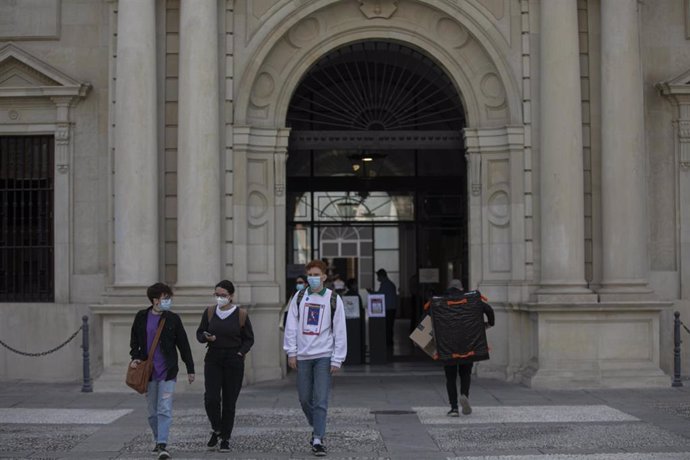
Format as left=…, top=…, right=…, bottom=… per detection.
left=296, top=274, right=308, bottom=283
left=215, top=279, right=235, bottom=295
left=146, top=282, right=173, bottom=302
left=305, top=259, right=328, bottom=273
left=448, top=279, right=464, bottom=291
left=376, top=268, right=387, bottom=277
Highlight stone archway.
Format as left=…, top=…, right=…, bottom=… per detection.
left=231, top=0, right=527, bottom=381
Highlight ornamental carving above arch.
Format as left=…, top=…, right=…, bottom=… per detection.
left=239, top=0, right=519, bottom=128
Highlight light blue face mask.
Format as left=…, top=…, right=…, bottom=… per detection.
left=296, top=283, right=306, bottom=291
left=307, top=276, right=322, bottom=290
left=159, top=298, right=172, bottom=311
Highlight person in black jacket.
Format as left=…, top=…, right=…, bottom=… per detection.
left=441, top=279, right=494, bottom=417
left=129, top=282, right=195, bottom=460
left=196, top=280, right=255, bottom=453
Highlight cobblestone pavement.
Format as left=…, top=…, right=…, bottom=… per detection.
left=1, top=363, right=690, bottom=459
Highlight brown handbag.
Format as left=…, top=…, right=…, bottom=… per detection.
left=125, top=317, right=166, bottom=394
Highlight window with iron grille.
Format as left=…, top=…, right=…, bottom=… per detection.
left=0, top=136, right=54, bottom=302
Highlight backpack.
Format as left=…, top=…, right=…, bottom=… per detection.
left=206, top=305, right=247, bottom=328
left=294, top=288, right=339, bottom=321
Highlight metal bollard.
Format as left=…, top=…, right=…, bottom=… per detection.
left=81, top=315, right=93, bottom=392
left=673, top=311, right=683, bottom=387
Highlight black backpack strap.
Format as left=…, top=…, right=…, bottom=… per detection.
left=206, top=306, right=214, bottom=323
left=238, top=307, right=247, bottom=328
left=330, top=292, right=339, bottom=320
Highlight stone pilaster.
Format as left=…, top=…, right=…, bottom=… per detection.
left=176, top=0, right=221, bottom=290
left=113, top=0, right=158, bottom=287
left=598, top=0, right=653, bottom=301
left=536, top=0, right=595, bottom=303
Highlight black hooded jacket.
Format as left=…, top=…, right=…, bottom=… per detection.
left=129, top=307, right=195, bottom=380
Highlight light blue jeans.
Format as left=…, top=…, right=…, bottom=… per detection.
left=146, top=379, right=176, bottom=445
left=296, top=357, right=331, bottom=439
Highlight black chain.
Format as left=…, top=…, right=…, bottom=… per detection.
left=0, top=326, right=83, bottom=357
left=681, top=320, right=690, bottom=335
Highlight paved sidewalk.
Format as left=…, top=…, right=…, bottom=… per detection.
left=1, top=363, right=690, bottom=459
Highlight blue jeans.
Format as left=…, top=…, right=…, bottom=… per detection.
left=296, top=357, right=331, bottom=439
left=146, top=379, right=176, bottom=444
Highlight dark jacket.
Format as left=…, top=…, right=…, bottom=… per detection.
left=129, top=307, right=195, bottom=380
left=196, top=306, right=254, bottom=356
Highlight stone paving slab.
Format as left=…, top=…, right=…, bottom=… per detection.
left=450, top=454, right=690, bottom=460
left=0, top=408, right=132, bottom=424
left=414, top=406, right=639, bottom=424
left=430, top=422, right=690, bottom=452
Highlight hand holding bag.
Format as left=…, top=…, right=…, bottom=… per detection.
left=126, top=317, right=165, bottom=394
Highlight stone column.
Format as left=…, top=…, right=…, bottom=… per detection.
left=113, top=0, right=158, bottom=286
left=598, top=0, right=652, bottom=300
left=176, top=0, right=221, bottom=288
left=537, top=1, right=594, bottom=302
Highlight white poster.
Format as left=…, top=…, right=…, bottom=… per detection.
left=367, top=294, right=386, bottom=318
left=342, top=296, right=360, bottom=319
left=419, top=268, right=439, bottom=283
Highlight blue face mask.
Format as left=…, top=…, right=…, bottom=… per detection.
left=307, top=276, right=322, bottom=290
left=296, top=283, right=306, bottom=291
left=159, top=298, right=172, bottom=311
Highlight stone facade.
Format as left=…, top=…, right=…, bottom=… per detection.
left=0, top=0, right=688, bottom=389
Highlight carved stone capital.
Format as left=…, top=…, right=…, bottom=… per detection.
left=359, top=0, right=398, bottom=19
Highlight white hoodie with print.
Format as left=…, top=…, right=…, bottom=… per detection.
left=283, top=287, right=348, bottom=367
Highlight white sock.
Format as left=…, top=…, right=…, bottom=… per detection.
left=313, top=437, right=322, bottom=445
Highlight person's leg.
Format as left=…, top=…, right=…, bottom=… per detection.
left=204, top=351, right=224, bottom=435
left=458, top=363, right=473, bottom=415
left=459, top=363, right=473, bottom=397
left=155, top=379, right=176, bottom=445
left=310, top=357, right=332, bottom=441
left=146, top=380, right=160, bottom=443
left=443, top=364, right=458, bottom=410
left=219, top=353, right=245, bottom=441
left=296, top=358, right=315, bottom=428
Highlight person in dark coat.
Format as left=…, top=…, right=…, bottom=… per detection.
left=441, top=279, right=494, bottom=417
left=129, top=282, right=195, bottom=460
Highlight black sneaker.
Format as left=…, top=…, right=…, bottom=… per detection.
left=219, top=439, right=230, bottom=452
left=152, top=443, right=161, bottom=453
left=207, top=431, right=220, bottom=450
left=447, top=408, right=459, bottom=417
left=157, top=445, right=171, bottom=459
left=312, top=443, right=326, bottom=456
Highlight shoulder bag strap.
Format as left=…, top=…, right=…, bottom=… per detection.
left=147, top=317, right=166, bottom=359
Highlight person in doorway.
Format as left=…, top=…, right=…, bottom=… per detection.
left=129, top=282, right=195, bottom=460
left=369, top=268, right=399, bottom=347
left=440, top=279, right=494, bottom=417
left=196, top=280, right=254, bottom=452
left=280, top=275, right=308, bottom=331
left=284, top=259, right=347, bottom=457
left=332, top=274, right=346, bottom=295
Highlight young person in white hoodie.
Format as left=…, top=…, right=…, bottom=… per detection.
left=283, top=259, right=347, bottom=457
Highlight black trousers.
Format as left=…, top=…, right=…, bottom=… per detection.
left=444, top=362, right=473, bottom=409
left=204, top=348, right=244, bottom=440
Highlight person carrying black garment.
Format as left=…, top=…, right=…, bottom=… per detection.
left=196, top=280, right=254, bottom=452
left=425, top=279, right=494, bottom=417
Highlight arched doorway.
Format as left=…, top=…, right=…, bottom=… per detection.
left=285, top=41, right=467, bottom=359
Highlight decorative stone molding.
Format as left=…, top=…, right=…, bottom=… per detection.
left=0, top=44, right=89, bottom=304
left=359, top=0, right=398, bottom=19
left=658, top=71, right=690, bottom=170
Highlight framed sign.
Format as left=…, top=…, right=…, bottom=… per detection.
left=419, top=268, right=439, bottom=283
left=367, top=294, right=386, bottom=318
left=342, top=296, right=360, bottom=319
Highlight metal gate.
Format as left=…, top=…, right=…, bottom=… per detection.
left=0, top=136, right=54, bottom=302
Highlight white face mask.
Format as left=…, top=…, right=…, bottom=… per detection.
left=216, top=296, right=230, bottom=307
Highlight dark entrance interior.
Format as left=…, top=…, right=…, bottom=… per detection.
left=285, top=41, right=467, bottom=360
